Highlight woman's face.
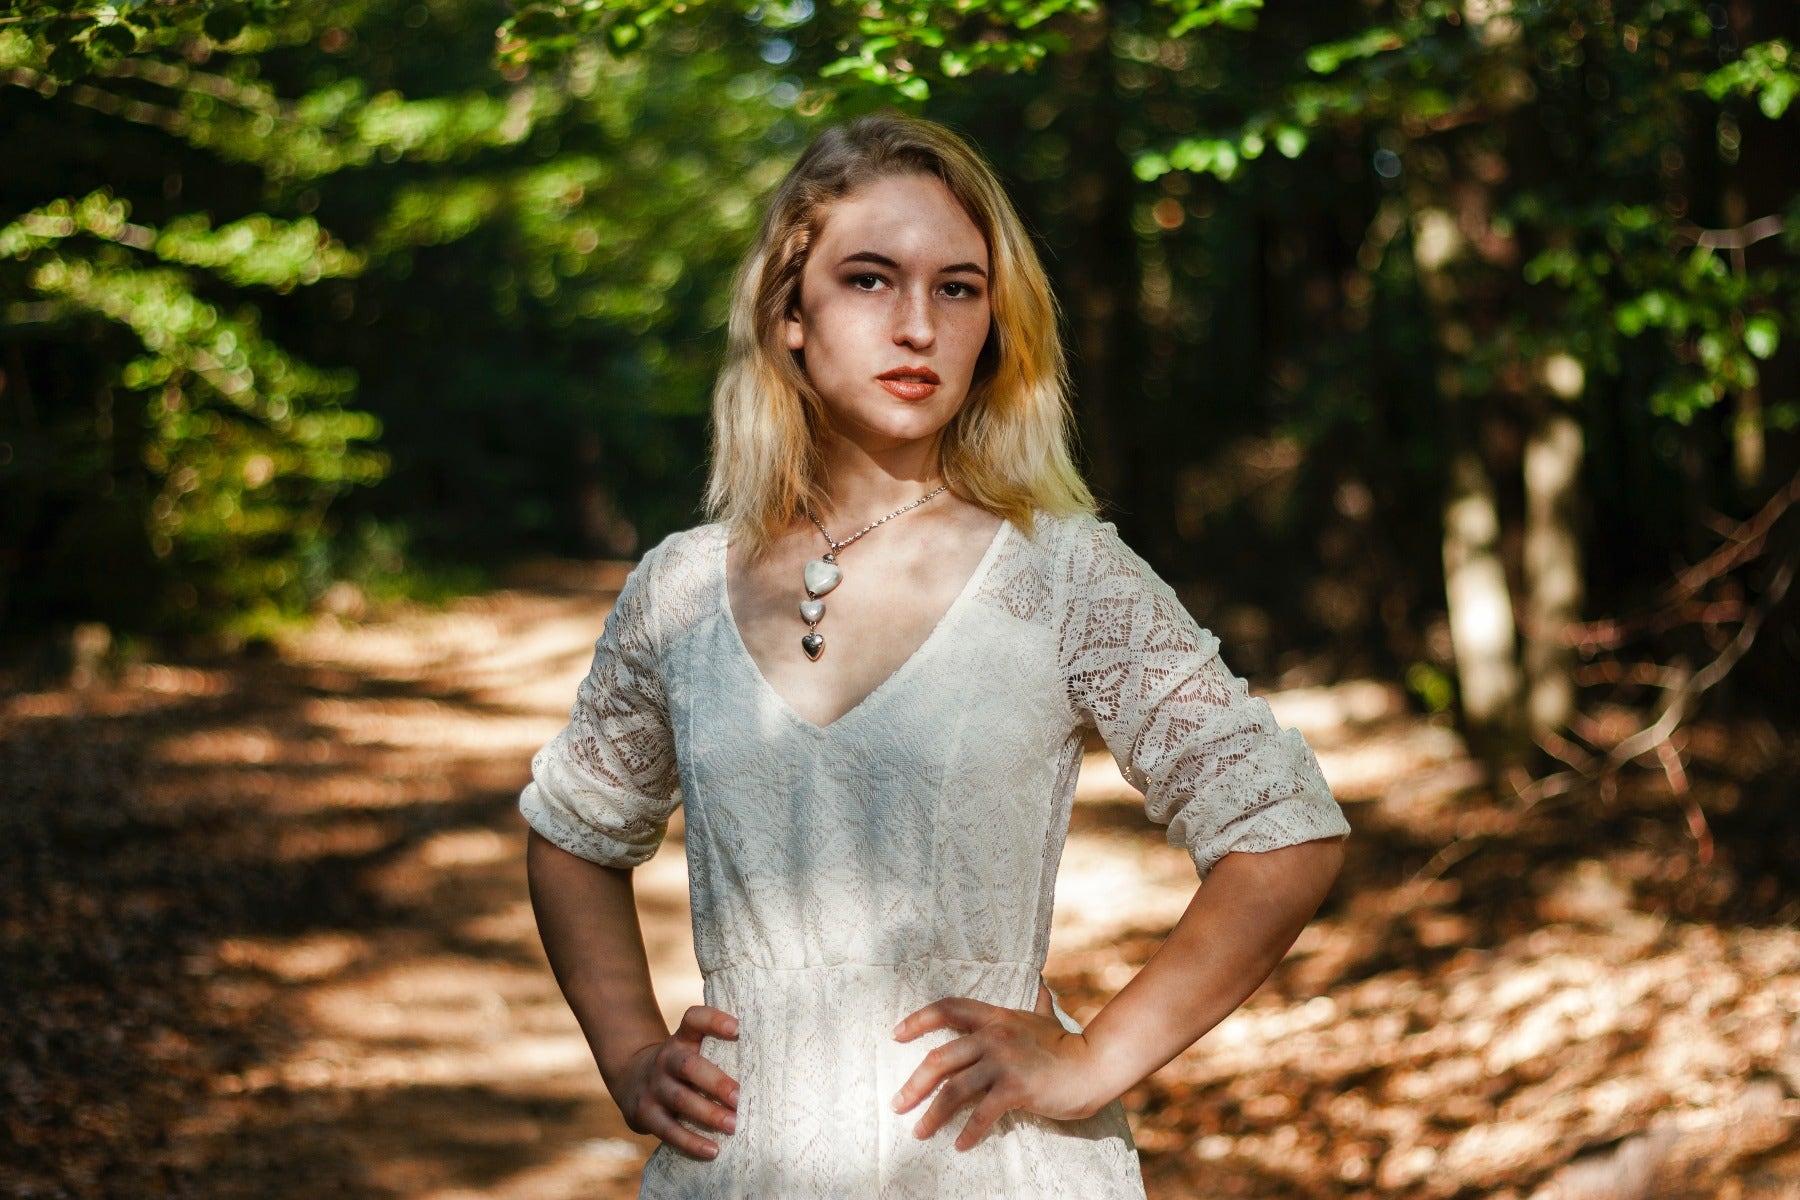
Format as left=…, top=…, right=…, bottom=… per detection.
left=784, top=172, right=992, bottom=455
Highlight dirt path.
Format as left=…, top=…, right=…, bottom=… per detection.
left=4, top=565, right=1797, bottom=1199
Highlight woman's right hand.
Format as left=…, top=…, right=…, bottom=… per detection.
left=617, top=1004, right=742, bottom=1160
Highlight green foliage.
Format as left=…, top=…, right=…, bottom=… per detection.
left=1302, top=26, right=1406, bottom=75
left=2, top=189, right=380, bottom=631
left=1406, top=661, right=1456, bottom=715
left=7, top=0, right=1797, bottom=685
left=503, top=0, right=1795, bottom=443
left=1114, top=0, right=1800, bottom=436
left=3, top=0, right=818, bottom=635
left=0, top=0, right=284, bottom=81
left=1703, top=38, right=1798, bottom=119
left=0, top=2, right=396, bottom=631
left=498, top=0, right=1266, bottom=102
left=0, top=191, right=364, bottom=286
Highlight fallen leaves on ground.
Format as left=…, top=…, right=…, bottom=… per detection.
left=2, top=568, right=1797, bottom=1199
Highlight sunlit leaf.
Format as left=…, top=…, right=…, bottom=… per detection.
left=1744, top=315, right=1779, bottom=360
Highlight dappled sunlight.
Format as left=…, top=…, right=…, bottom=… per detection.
left=5, top=568, right=1797, bottom=1199
left=1263, top=679, right=1405, bottom=734
left=1181, top=921, right=1798, bottom=1193
left=1308, top=723, right=1469, bottom=804
left=217, top=931, right=372, bottom=983
left=406, top=1138, right=648, bottom=1200
left=296, top=696, right=561, bottom=754
left=1079, top=680, right=1472, bottom=807
left=10, top=0, right=1798, bottom=1195
left=1048, top=822, right=1195, bottom=957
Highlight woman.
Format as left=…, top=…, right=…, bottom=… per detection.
left=520, top=111, right=1350, bottom=1198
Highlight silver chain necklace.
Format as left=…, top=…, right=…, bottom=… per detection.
left=797, top=481, right=950, bottom=661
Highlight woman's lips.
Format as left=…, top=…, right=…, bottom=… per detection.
left=877, top=377, right=939, bottom=401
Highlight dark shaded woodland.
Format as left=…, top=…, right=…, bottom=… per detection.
left=4, top=1, right=1798, bottom=1196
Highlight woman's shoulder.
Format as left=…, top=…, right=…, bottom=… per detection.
left=1018, top=508, right=1177, bottom=616
left=994, top=508, right=1143, bottom=619
left=1019, top=507, right=1130, bottom=570
left=1028, top=502, right=1126, bottom=531
left=609, top=521, right=724, bottom=644
left=636, top=519, right=727, bottom=576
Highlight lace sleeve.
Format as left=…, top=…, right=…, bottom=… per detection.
left=1057, top=517, right=1350, bottom=881
left=519, top=545, right=681, bottom=869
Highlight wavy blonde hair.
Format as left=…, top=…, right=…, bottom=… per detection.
left=702, top=110, right=1095, bottom=557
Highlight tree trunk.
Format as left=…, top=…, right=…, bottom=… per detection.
left=1443, top=444, right=1525, bottom=760
left=1056, top=15, right=1134, bottom=514
left=1522, top=402, right=1584, bottom=737
left=1411, top=193, right=1529, bottom=763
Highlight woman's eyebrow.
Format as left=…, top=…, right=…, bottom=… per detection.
left=837, top=250, right=989, bottom=279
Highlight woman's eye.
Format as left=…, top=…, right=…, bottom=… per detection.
left=845, top=274, right=979, bottom=298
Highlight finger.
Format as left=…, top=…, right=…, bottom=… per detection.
left=673, top=1045, right=742, bottom=1109
left=658, top=1075, right=739, bottom=1135
left=895, top=996, right=994, bottom=1042
left=892, top=1035, right=983, bottom=1114
left=914, top=1066, right=991, bottom=1141
left=955, top=1092, right=1013, bottom=1152
left=677, top=1005, right=740, bottom=1043
left=1033, top=980, right=1054, bottom=1018
left=642, top=1104, right=723, bottom=1161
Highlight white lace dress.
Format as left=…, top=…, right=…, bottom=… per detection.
left=520, top=509, right=1351, bottom=1199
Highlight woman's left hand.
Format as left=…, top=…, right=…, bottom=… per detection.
left=890, top=989, right=1104, bottom=1150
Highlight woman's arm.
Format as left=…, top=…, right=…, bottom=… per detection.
left=897, top=517, right=1352, bottom=1147
left=1074, top=834, right=1344, bottom=1105
left=526, top=830, right=740, bottom=1157
left=893, top=836, right=1344, bottom=1147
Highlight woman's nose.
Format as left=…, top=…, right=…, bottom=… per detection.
left=891, top=286, right=935, bottom=348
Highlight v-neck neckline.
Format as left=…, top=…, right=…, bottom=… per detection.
left=717, top=517, right=1012, bottom=735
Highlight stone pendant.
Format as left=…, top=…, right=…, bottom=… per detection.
left=803, top=559, right=842, bottom=597
left=800, top=557, right=839, bottom=664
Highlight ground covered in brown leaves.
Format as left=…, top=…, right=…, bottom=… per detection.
left=4, top=565, right=1798, bottom=1199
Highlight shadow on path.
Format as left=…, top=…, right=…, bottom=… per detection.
left=1, top=577, right=675, bottom=1200
left=4, top=572, right=1798, bottom=1200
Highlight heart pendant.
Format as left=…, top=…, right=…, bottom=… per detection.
left=799, top=598, right=826, bottom=624
left=801, top=632, right=825, bottom=661
left=802, top=559, right=843, bottom=598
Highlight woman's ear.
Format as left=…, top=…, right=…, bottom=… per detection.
left=784, top=307, right=805, bottom=352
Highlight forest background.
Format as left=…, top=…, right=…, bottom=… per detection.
left=5, top=0, right=1800, bottom=758
left=4, top=0, right=1800, bottom=1197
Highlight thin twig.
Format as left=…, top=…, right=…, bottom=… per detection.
left=1403, top=835, right=1487, bottom=897
left=1671, top=214, right=1786, bottom=252
left=1424, top=498, right=1797, bottom=890
left=1602, top=553, right=1791, bottom=766
left=1667, top=470, right=1800, bottom=603
left=1656, top=738, right=1712, bottom=866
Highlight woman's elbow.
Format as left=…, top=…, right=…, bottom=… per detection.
left=1267, top=834, right=1347, bottom=903
left=1312, top=833, right=1347, bottom=882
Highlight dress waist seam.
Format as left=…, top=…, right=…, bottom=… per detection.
left=702, top=956, right=1043, bottom=977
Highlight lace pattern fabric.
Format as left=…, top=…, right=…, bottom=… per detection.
left=519, top=509, right=1351, bottom=1199
left=520, top=543, right=680, bottom=870
left=1053, top=516, right=1350, bottom=878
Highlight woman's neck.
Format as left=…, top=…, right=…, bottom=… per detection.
left=812, top=436, right=947, bottom=530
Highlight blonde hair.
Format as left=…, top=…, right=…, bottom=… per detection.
left=703, top=111, right=1096, bottom=557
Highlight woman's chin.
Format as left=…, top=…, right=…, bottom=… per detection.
left=825, top=402, right=961, bottom=448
